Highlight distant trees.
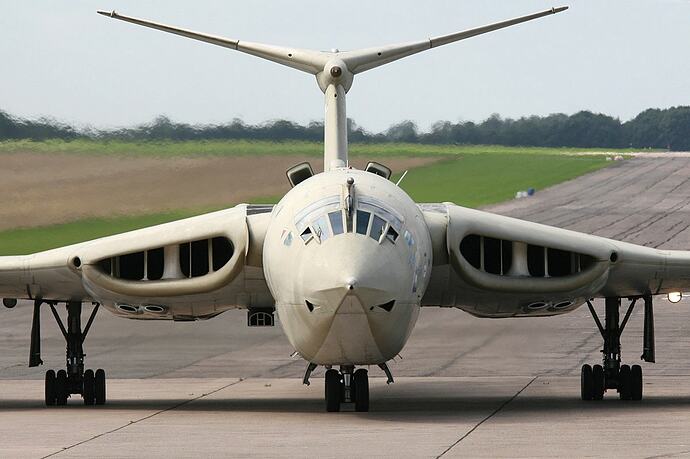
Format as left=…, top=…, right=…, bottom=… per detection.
left=2, top=106, right=690, bottom=151
left=0, top=110, right=77, bottom=140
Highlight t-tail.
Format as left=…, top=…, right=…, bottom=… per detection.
left=97, top=7, right=568, bottom=171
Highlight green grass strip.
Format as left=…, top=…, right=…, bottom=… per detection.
left=0, top=139, right=640, bottom=158
left=396, top=154, right=608, bottom=208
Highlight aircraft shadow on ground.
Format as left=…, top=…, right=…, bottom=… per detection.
left=2, top=395, right=690, bottom=423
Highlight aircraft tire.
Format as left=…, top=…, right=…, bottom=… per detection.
left=580, top=364, right=593, bottom=400
left=592, top=365, right=605, bottom=400
left=631, top=365, right=643, bottom=401
left=353, top=369, right=369, bottom=412
left=95, top=369, right=106, bottom=405
left=83, top=369, right=95, bottom=405
left=325, top=369, right=341, bottom=412
left=56, top=370, right=68, bottom=405
left=45, top=370, right=56, bottom=406
left=618, top=365, right=631, bottom=400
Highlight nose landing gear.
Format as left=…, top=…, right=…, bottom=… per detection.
left=306, top=361, right=393, bottom=412
left=324, top=366, right=370, bottom=412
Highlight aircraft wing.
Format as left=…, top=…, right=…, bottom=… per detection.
left=420, top=203, right=690, bottom=317
left=0, top=204, right=274, bottom=320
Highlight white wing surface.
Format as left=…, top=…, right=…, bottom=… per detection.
left=421, top=203, right=690, bottom=318
left=0, top=205, right=273, bottom=320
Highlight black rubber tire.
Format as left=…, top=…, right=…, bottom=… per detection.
left=325, top=369, right=341, bottom=412
left=580, top=364, right=593, bottom=401
left=95, top=369, right=106, bottom=405
left=83, top=369, right=96, bottom=406
left=631, top=365, right=643, bottom=401
left=592, top=364, right=605, bottom=400
left=45, top=370, right=57, bottom=406
left=618, top=364, right=631, bottom=400
left=56, top=370, right=68, bottom=405
left=353, top=369, right=369, bottom=412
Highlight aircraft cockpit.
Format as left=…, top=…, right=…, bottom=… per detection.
left=287, top=195, right=406, bottom=246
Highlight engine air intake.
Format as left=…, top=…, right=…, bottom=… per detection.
left=459, top=234, right=594, bottom=278
left=96, top=236, right=234, bottom=281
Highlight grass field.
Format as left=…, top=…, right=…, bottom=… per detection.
left=0, top=139, right=636, bottom=158
left=0, top=141, right=613, bottom=255
left=395, top=154, right=606, bottom=207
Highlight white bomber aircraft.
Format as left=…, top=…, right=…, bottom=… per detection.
left=0, top=6, right=683, bottom=412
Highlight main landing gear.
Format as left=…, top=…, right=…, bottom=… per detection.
left=580, top=296, right=654, bottom=401
left=303, top=362, right=394, bottom=412
left=31, top=300, right=107, bottom=406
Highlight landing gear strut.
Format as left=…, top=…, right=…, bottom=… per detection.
left=32, top=301, right=107, bottom=406
left=581, top=297, right=650, bottom=401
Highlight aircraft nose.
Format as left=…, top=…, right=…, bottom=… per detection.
left=301, top=235, right=410, bottom=313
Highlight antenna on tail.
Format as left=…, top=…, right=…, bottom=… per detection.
left=98, top=7, right=568, bottom=171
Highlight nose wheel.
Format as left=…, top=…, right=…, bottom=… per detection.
left=324, top=367, right=370, bottom=412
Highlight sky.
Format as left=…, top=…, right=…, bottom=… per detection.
left=1, top=0, right=690, bottom=133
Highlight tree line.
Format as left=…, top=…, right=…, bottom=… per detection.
left=2, top=106, right=690, bottom=150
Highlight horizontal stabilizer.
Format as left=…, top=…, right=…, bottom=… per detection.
left=341, top=7, right=568, bottom=74
left=96, top=10, right=328, bottom=74
left=98, top=7, right=567, bottom=77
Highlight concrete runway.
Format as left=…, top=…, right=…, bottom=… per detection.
left=4, top=156, right=690, bottom=457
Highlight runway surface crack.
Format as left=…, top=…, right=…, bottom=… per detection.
left=41, top=378, right=245, bottom=458
left=435, top=376, right=538, bottom=458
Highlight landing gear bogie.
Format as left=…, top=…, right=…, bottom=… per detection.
left=581, top=297, right=647, bottom=402
left=36, top=301, right=107, bottom=407
left=43, top=367, right=106, bottom=406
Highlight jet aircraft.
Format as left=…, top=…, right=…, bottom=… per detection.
left=0, top=7, right=679, bottom=412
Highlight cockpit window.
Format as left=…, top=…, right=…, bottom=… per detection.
left=300, top=227, right=313, bottom=242
left=312, top=215, right=331, bottom=242
left=329, top=211, right=344, bottom=235
left=294, top=195, right=340, bottom=234
left=386, top=226, right=399, bottom=242
left=294, top=195, right=404, bottom=246
left=357, top=197, right=404, bottom=231
left=356, top=210, right=371, bottom=235
left=369, top=215, right=386, bottom=241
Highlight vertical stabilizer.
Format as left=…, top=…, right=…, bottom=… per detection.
left=324, top=84, right=348, bottom=170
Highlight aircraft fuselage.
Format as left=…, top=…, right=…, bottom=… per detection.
left=263, top=169, right=433, bottom=365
